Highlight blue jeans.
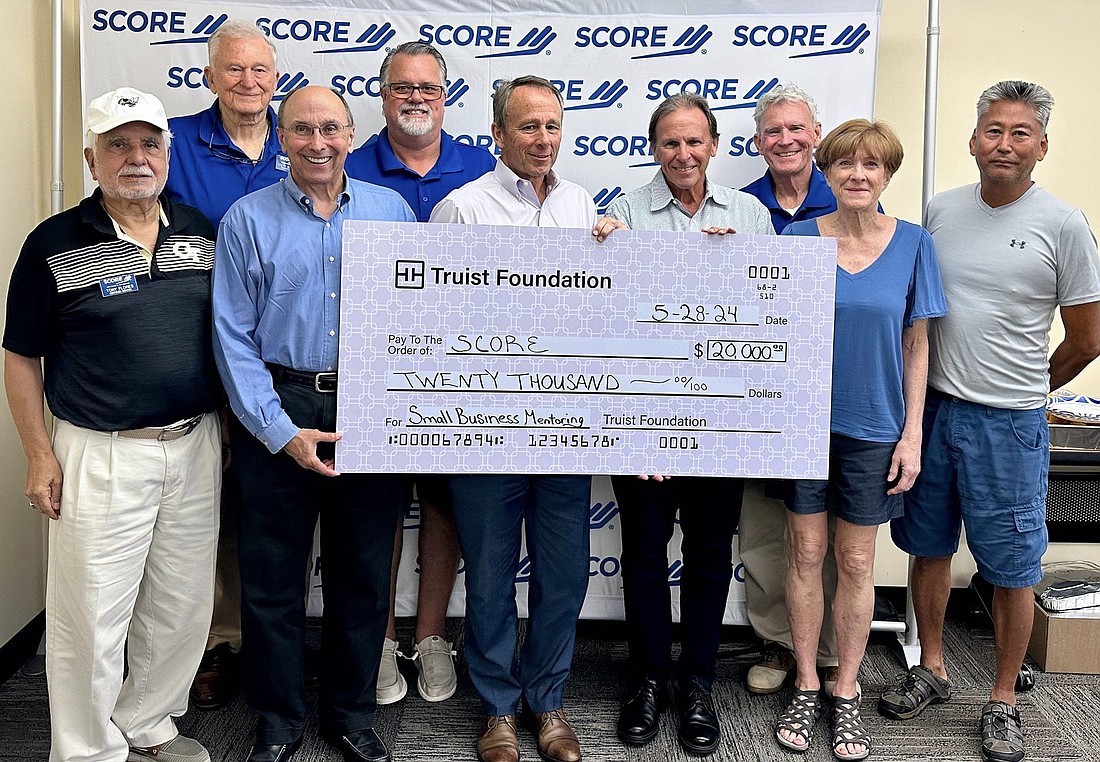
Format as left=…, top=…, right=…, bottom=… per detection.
left=450, top=475, right=591, bottom=716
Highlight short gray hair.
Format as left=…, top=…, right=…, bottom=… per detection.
left=207, top=19, right=277, bottom=68
left=648, top=93, right=718, bottom=145
left=379, top=42, right=447, bottom=87
left=976, top=80, right=1054, bottom=132
left=753, top=83, right=818, bottom=133
left=492, top=75, right=562, bottom=130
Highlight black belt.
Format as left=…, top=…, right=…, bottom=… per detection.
left=270, top=365, right=337, bottom=393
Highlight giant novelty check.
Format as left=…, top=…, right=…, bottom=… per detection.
left=336, top=221, right=836, bottom=477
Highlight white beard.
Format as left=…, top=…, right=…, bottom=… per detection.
left=396, top=108, right=435, bottom=137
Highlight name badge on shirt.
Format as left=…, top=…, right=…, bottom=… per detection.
left=99, top=274, right=139, bottom=297
left=276, top=154, right=290, bottom=173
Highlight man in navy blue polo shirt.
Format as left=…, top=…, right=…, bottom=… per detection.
left=164, top=19, right=288, bottom=228
left=163, top=18, right=289, bottom=711
left=346, top=41, right=495, bottom=709
left=739, top=83, right=843, bottom=699
left=740, top=83, right=835, bottom=235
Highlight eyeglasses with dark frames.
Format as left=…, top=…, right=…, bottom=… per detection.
left=383, top=83, right=445, bottom=101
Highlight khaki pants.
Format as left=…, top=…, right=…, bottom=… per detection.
left=739, top=493, right=839, bottom=666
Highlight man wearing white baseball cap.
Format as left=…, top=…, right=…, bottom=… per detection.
left=4, top=87, right=222, bottom=762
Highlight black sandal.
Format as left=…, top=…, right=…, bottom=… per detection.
left=775, top=689, right=822, bottom=752
left=832, top=695, right=871, bottom=761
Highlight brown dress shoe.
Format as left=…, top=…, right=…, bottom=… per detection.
left=477, top=715, right=519, bottom=762
left=190, top=643, right=239, bottom=709
left=535, top=709, right=582, bottom=762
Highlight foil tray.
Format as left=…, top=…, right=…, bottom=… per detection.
left=1050, top=423, right=1100, bottom=452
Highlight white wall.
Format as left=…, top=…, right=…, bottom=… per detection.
left=3, top=2, right=1100, bottom=647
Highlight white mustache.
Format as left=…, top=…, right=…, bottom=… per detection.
left=119, top=169, right=154, bottom=178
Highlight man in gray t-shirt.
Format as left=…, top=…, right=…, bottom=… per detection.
left=883, top=81, right=1100, bottom=762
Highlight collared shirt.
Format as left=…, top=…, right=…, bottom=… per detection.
left=607, top=170, right=772, bottom=234
left=345, top=128, right=495, bottom=222
left=429, top=160, right=596, bottom=228
left=741, top=165, right=838, bottom=234
left=213, top=174, right=415, bottom=453
left=4, top=188, right=219, bottom=430
left=164, top=100, right=288, bottom=227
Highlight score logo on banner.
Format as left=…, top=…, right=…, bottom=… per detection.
left=80, top=0, right=881, bottom=200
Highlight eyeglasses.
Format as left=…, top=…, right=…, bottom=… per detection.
left=282, top=123, right=353, bottom=140
left=383, top=83, right=445, bottom=101
left=207, top=138, right=265, bottom=165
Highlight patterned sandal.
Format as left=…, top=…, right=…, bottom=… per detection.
left=832, top=695, right=871, bottom=761
left=775, top=689, right=822, bottom=752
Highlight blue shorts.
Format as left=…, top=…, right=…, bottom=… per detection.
left=788, top=433, right=904, bottom=526
left=891, top=388, right=1049, bottom=589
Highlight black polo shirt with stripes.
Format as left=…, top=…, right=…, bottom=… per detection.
left=4, top=188, right=220, bottom=431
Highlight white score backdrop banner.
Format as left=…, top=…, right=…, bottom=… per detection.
left=80, top=0, right=881, bottom=209
left=80, top=0, right=881, bottom=622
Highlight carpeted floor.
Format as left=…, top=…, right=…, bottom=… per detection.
left=1, top=599, right=1097, bottom=761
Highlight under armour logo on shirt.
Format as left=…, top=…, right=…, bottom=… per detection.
left=1009, top=239, right=1027, bottom=249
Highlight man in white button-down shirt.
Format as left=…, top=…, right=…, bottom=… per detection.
left=430, top=76, right=621, bottom=762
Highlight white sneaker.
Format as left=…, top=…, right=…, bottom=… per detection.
left=413, top=635, right=457, bottom=702
left=127, top=735, right=211, bottom=762
left=376, top=637, right=407, bottom=704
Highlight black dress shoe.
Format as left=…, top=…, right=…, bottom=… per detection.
left=189, top=643, right=239, bottom=709
left=246, top=736, right=302, bottom=762
left=675, top=678, right=720, bottom=755
left=617, top=678, right=666, bottom=745
left=334, top=728, right=390, bottom=762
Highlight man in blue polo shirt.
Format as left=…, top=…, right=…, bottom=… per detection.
left=164, top=19, right=288, bottom=228
left=346, top=41, right=494, bottom=709
left=739, top=83, right=843, bottom=699
left=346, top=41, right=494, bottom=222
left=740, top=83, right=834, bottom=234
left=163, top=19, right=289, bottom=711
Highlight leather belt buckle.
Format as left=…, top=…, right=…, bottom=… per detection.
left=315, top=372, right=337, bottom=393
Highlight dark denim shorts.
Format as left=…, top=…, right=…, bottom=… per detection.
left=788, top=433, right=904, bottom=526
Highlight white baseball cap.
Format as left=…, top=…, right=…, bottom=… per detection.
left=86, top=87, right=169, bottom=134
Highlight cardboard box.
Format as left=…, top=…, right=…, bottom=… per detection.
left=1028, top=601, right=1100, bottom=674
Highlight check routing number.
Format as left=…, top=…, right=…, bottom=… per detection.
left=336, top=221, right=836, bottom=477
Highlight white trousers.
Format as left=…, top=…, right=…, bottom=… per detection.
left=46, top=416, right=221, bottom=762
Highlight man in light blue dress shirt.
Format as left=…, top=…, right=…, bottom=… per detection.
left=213, top=85, right=415, bottom=762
